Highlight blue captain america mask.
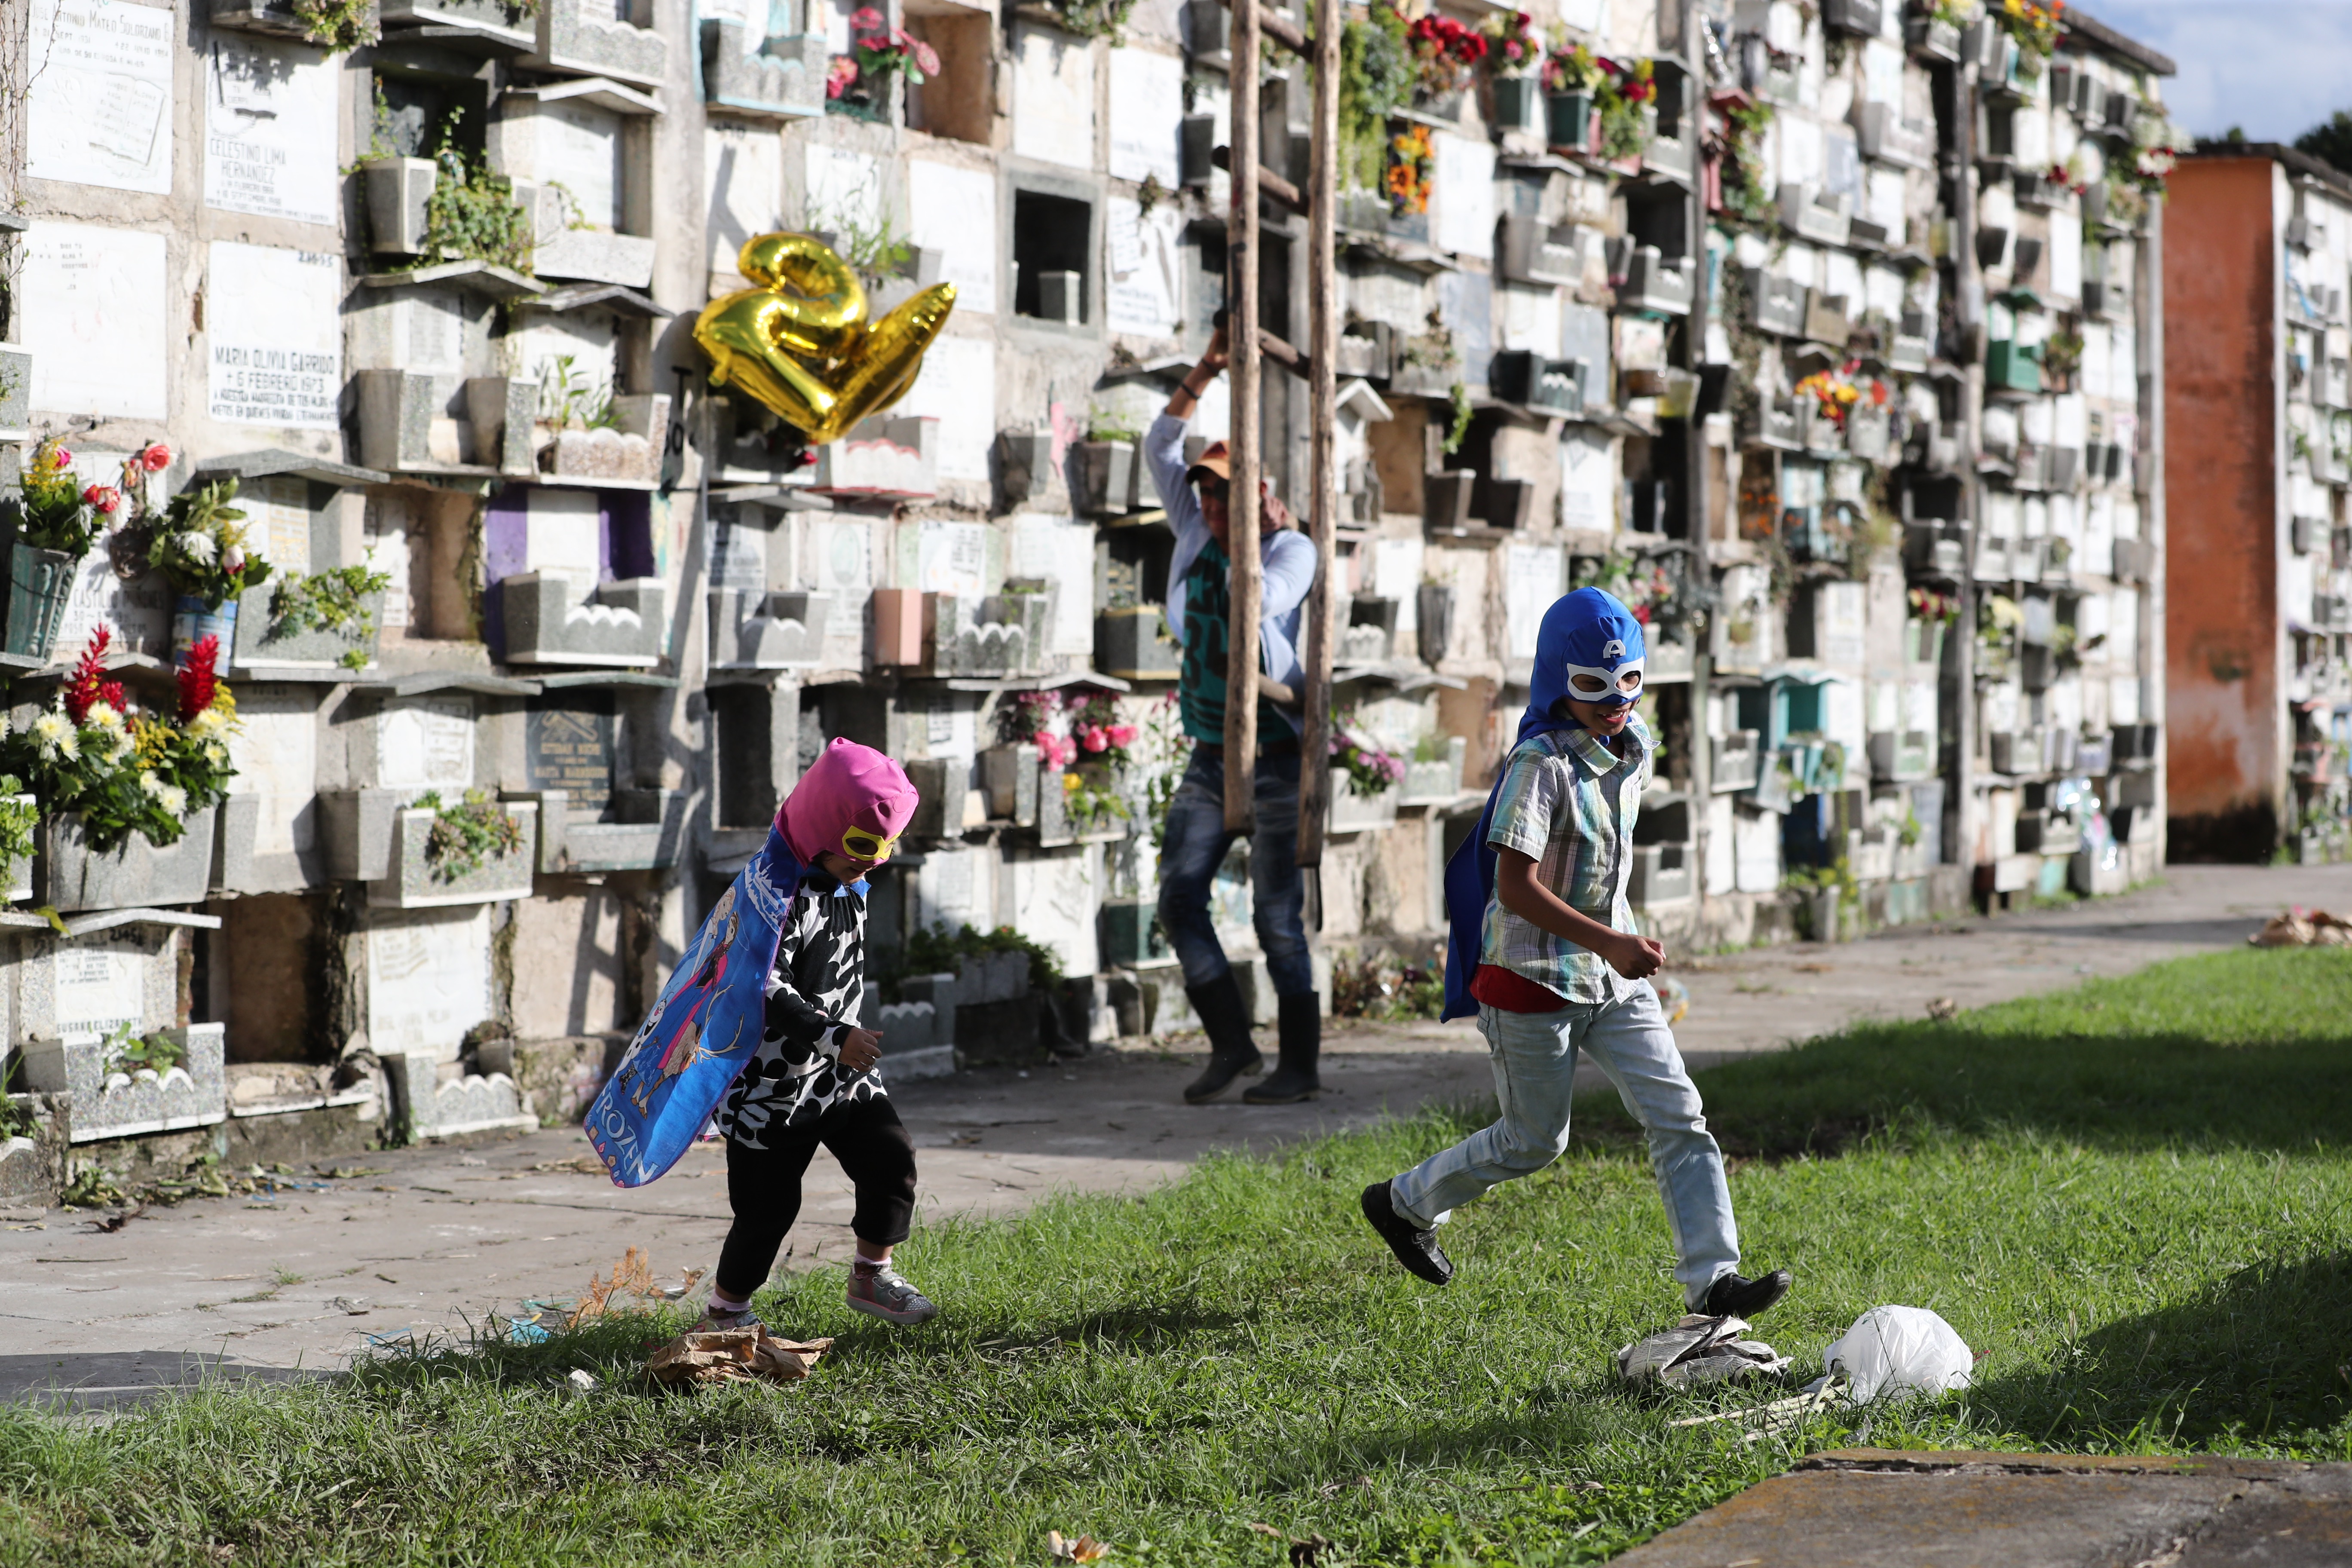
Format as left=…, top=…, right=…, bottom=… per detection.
left=1530, top=587, right=1648, bottom=723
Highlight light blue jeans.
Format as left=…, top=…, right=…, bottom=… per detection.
left=1387, top=983, right=1741, bottom=1307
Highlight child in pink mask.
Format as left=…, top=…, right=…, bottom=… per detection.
left=698, top=739, right=938, bottom=1329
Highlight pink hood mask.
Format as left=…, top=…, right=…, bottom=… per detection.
left=777, top=738, right=920, bottom=867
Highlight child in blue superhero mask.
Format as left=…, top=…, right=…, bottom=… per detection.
left=1357, top=588, right=1794, bottom=1322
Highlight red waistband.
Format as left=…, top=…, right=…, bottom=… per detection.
left=1470, top=963, right=1569, bottom=1013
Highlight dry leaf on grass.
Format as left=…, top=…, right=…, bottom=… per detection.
left=647, top=1326, right=833, bottom=1387
left=1247, top=1523, right=1332, bottom=1565
left=1047, top=1530, right=1111, bottom=1562
left=567, top=1248, right=704, bottom=1326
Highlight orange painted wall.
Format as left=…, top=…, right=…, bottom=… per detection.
left=2163, top=156, right=2281, bottom=846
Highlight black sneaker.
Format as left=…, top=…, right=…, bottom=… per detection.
left=1360, top=1180, right=1452, bottom=1286
left=1701, top=1268, right=1794, bottom=1320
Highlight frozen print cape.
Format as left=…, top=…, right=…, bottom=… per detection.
left=586, top=738, right=919, bottom=1186
left=586, top=824, right=804, bottom=1186
left=1438, top=588, right=1646, bottom=1020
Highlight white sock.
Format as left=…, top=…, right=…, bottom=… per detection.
left=708, top=1291, right=750, bottom=1314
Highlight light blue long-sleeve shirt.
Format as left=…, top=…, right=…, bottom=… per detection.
left=1145, top=412, right=1317, bottom=736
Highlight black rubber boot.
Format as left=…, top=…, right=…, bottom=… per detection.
left=1181, top=973, right=1263, bottom=1103
left=1243, top=992, right=1321, bottom=1103
left=1701, top=1268, right=1795, bottom=1320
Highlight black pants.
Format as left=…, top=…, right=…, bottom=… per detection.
left=714, top=1095, right=918, bottom=1300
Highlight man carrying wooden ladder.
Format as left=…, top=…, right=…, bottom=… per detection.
left=1145, top=325, right=1323, bottom=1105
left=1147, top=0, right=1342, bottom=1106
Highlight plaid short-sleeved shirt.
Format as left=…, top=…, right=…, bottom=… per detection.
left=1479, top=718, right=1653, bottom=1005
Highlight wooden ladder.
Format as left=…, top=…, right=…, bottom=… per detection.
left=1222, top=0, right=1340, bottom=872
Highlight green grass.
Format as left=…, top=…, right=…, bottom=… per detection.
left=7, top=948, right=2352, bottom=1566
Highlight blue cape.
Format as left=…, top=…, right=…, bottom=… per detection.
left=1439, top=588, right=1647, bottom=1020
left=587, top=824, right=805, bottom=1185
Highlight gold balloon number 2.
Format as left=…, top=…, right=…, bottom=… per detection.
left=692, top=233, right=957, bottom=447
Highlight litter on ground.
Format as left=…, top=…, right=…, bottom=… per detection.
left=1822, top=1305, right=1974, bottom=1403
left=647, top=1326, right=833, bottom=1387
left=1617, top=1315, right=1789, bottom=1388
left=2250, top=907, right=2352, bottom=947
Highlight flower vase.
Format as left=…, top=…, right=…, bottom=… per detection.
left=3, top=529, right=77, bottom=660
left=1545, top=89, right=1595, bottom=152
left=172, top=595, right=237, bottom=673
left=1491, top=76, right=1537, bottom=134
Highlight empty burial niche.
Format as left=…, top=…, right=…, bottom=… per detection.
left=1013, top=189, right=1091, bottom=323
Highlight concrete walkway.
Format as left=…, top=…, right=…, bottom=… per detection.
left=3, top=863, right=2343, bottom=1409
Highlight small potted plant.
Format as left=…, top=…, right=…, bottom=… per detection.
left=1406, top=11, right=1485, bottom=118
left=1480, top=10, right=1542, bottom=133
left=147, top=478, right=270, bottom=672
left=1595, top=55, right=1657, bottom=168
left=2, top=627, right=239, bottom=910
left=1540, top=40, right=1605, bottom=152
left=828, top=6, right=938, bottom=124
left=4, top=437, right=100, bottom=659
left=1386, top=122, right=1437, bottom=221
left=1329, top=725, right=1405, bottom=833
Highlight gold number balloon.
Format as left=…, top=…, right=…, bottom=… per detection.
left=693, top=233, right=957, bottom=446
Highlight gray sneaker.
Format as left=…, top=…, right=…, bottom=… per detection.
left=845, top=1264, right=937, bottom=1325
left=690, top=1303, right=764, bottom=1334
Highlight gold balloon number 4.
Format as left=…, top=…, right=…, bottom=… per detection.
left=693, top=233, right=957, bottom=446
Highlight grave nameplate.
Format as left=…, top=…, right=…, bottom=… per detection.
left=908, top=160, right=996, bottom=314
left=894, top=334, right=996, bottom=483
left=29, top=0, right=174, bottom=195
left=525, top=695, right=616, bottom=817
left=366, top=906, right=493, bottom=1063
left=53, top=943, right=145, bottom=1042
left=208, top=242, right=342, bottom=430
left=205, top=35, right=338, bottom=225
left=377, top=698, right=475, bottom=790
left=1011, top=23, right=1094, bottom=170
left=227, top=684, right=318, bottom=856
left=24, top=224, right=168, bottom=419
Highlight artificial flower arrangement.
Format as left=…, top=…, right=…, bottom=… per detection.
left=1386, top=122, right=1437, bottom=215
left=1539, top=40, right=1606, bottom=95
left=16, top=438, right=102, bottom=557
left=1332, top=727, right=1406, bottom=795
left=1995, top=0, right=2063, bottom=71
left=2124, top=111, right=2180, bottom=197
left=1, top=627, right=239, bottom=853
left=1478, top=9, right=1539, bottom=75
left=1595, top=54, right=1657, bottom=161
left=1572, top=551, right=1687, bottom=634
left=830, top=7, right=938, bottom=107
left=1908, top=586, right=1962, bottom=624
left=1005, top=689, right=1140, bottom=832
left=1793, top=361, right=1891, bottom=430
left=1406, top=10, right=1485, bottom=98
left=146, top=479, right=269, bottom=610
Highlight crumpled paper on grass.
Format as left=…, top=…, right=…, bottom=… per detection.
left=2251, top=908, right=2352, bottom=947
left=1617, top=1314, right=1790, bottom=1388
left=648, top=1326, right=834, bottom=1387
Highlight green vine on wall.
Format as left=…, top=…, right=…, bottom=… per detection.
left=1336, top=6, right=1414, bottom=193
left=1048, top=0, right=1138, bottom=43
left=291, top=0, right=380, bottom=54
left=0, top=776, right=34, bottom=881
left=421, top=112, right=535, bottom=273
left=271, top=564, right=393, bottom=668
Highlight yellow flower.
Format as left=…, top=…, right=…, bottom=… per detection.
left=1063, top=772, right=1082, bottom=793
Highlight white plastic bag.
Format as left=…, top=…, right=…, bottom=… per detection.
left=1822, top=1305, right=1973, bottom=1403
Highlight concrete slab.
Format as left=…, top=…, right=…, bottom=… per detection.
left=1614, top=1449, right=2352, bottom=1568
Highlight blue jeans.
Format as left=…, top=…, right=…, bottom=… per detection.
left=1387, top=984, right=1741, bottom=1307
left=1156, top=746, right=1315, bottom=998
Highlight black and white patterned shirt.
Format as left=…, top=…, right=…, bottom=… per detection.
left=713, top=868, right=885, bottom=1147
